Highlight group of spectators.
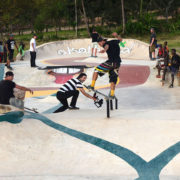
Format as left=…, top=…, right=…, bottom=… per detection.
left=0, top=35, right=27, bottom=69
left=0, top=34, right=38, bottom=70
left=150, top=28, right=180, bottom=88
left=0, top=34, right=39, bottom=109
left=0, top=29, right=180, bottom=111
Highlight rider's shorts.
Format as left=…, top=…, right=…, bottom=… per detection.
left=95, top=60, right=120, bottom=84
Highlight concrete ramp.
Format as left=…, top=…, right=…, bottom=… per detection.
left=1, top=38, right=180, bottom=180
left=17, top=38, right=150, bottom=61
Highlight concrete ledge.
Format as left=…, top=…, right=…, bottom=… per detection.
left=146, top=66, right=180, bottom=87
left=162, top=70, right=180, bottom=87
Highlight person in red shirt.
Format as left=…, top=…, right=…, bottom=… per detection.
left=157, top=44, right=164, bottom=58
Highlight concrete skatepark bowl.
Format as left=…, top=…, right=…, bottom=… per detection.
left=0, top=39, right=180, bottom=180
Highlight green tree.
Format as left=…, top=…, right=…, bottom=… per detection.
left=36, top=0, right=65, bottom=36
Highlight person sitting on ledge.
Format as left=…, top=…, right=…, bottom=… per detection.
left=153, top=44, right=164, bottom=70
left=0, top=71, right=33, bottom=105
left=164, top=41, right=169, bottom=53
left=157, top=44, right=164, bottom=58
left=156, top=51, right=169, bottom=78
left=161, top=49, right=180, bottom=88
left=163, top=46, right=167, bottom=53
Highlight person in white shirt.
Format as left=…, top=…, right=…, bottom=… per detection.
left=30, top=34, right=38, bottom=67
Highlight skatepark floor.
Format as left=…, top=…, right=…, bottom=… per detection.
left=0, top=39, right=180, bottom=180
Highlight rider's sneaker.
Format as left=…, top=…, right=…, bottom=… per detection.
left=109, top=95, right=115, bottom=100
left=91, top=54, right=93, bottom=57
left=86, top=85, right=94, bottom=91
left=94, top=56, right=98, bottom=58
left=169, top=84, right=173, bottom=88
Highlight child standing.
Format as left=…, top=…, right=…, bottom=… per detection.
left=19, top=41, right=25, bottom=60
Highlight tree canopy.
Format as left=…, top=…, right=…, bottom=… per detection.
left=0, top=0, right=180, bottom=36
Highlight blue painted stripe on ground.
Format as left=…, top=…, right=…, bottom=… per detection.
left=31, top=95, right=47, bottom=99
left=50, top=93, right=57, bottom=97
left=0, top=111, right=24, bottom=123
left=24, top=112, right=180, bottom=180
left=43, top=103, right=62, bottom=114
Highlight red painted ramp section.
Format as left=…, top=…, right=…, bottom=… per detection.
left=55, top=74, right=73, bottom=84
left=49, top=65, right=150, bottom=87
left=117, top=65, right=150, bottom=88
left=36, top=64, right=150, bottom=90
left=48, top=72, right=73, bottom=84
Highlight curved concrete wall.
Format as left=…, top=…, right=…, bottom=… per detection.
left=17, top=38, right=150, bottom=61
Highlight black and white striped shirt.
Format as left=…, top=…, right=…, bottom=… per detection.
left=59, top=78, right=83, bottom=93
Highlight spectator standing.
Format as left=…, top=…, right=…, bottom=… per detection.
left=91, top=29, right=100, bottom=58
left=6, top=34, right=18, bottom=70
left=30, top=34, right=38, bottom=67
left=3, top=41, right=7, bottom=63
left=149, top=28, right=157, bottom=60
left=19, top=41, right=25, bottom=60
